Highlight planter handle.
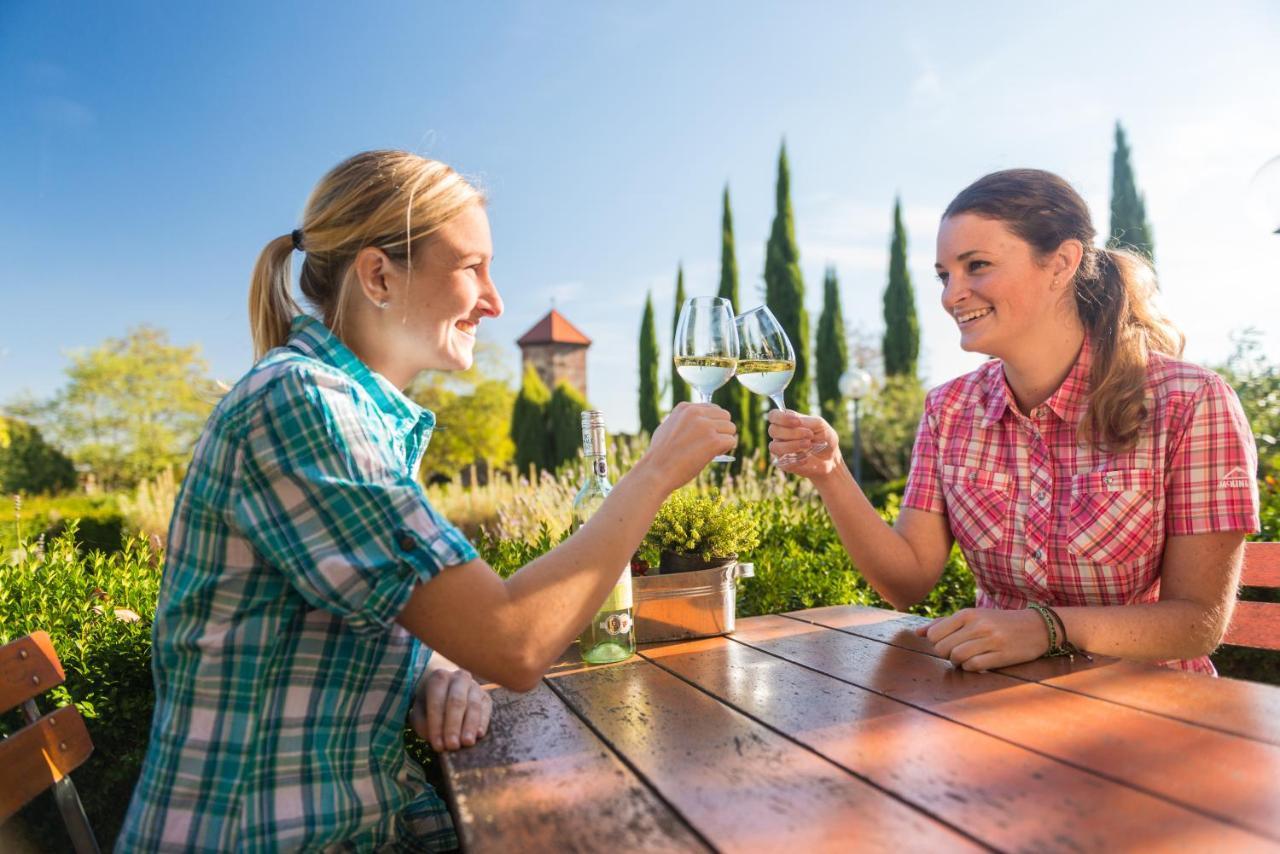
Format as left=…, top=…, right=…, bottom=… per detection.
left=733, top=562, right=754, bottom=580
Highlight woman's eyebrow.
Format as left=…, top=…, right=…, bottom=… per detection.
left=936, top=249, right=985, bottom=269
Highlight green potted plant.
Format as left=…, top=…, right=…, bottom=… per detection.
left=641, top=488, right=761, bottom=573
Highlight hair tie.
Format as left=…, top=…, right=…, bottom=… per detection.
left=291, top=229, right=306, bottom=252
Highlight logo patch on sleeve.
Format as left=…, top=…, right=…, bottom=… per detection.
left=1218, top=466, right=1252, bottom=489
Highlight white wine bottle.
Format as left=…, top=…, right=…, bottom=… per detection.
left=572, top=411, right=636, bottom=665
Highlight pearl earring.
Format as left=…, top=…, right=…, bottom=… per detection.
left=377, top=300, right=390, bottom=310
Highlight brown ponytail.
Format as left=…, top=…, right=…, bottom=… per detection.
left=944, top=169, right=1183, bottom=453
left=1074, top=245, right=1183, bottom=452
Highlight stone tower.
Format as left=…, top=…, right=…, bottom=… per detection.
left=516, top=309, right=592, bottom=399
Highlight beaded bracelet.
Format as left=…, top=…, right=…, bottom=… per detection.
left=1027, top=603, right=1093, bottom=662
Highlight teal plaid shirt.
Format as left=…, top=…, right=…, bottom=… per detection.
left=119, top=315, right=478, bottom=852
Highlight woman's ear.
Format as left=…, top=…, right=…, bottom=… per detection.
left=1054, top=238, right=1085, bottom=283
left=351, top=246, right=396, bottom=308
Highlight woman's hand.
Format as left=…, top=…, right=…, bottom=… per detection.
left=641, top=402, right=737, bottom=492
left=915, top=607, right=1050, bottom=671
left=766, top=410, right=843, bottom=482
left=410, top=663, right=492, bottom=752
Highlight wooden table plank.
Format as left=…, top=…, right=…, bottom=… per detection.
left=441, top=680, right=709, bottom=854
left=791, top=604, right=1280, bottom=746
left=641, top=632, right=1266, bottom=853
left=545, top=654, right=983, bottom=853
left=733, top=614, right=1280, bottom=845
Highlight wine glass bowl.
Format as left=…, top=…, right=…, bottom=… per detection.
left=673, top=296, right=738, bottom=463
left=734, top=305, right=828, bottom=466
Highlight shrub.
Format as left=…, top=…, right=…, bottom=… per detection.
left=0, top=525, right=161, bottom=849
left=641, top=488, right=761, bottom=563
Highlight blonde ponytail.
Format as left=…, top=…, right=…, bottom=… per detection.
left=249, top=234, right=301, bottom=360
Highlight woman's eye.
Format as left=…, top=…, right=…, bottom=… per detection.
left=936, top=272, right=949, bottom=286
left=968, top=260, right=988, bottom=272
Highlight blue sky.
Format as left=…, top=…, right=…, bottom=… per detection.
left=3, top=2, right=1279, bottom=433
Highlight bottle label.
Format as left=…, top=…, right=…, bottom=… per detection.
left=593, top=457, right=608, bottom=479
left=599, top=611, right=633, bottom=636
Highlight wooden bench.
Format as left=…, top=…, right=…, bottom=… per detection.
left=0, top=631, right=100, bottom=853
left=1224, top=541, right=1280, bottom=651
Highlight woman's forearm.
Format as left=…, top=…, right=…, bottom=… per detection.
left=813, top=466, right=945, bottom=609
left=1056, top=598, right=1229, bottom=662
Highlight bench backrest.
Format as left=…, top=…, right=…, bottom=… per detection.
left=1223, top=542, right=1280, bottom=652
left=0, top=631, right=99, bottom=852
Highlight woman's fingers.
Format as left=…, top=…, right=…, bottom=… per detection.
left=423, top=668, right=452, bottom=750
left=460, top=681, right=492, bottom=746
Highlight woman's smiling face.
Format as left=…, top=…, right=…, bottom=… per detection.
left=934, top=212, right=1066, bottom=361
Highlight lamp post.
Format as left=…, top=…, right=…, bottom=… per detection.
left=839, top=368, right=872, bottom=485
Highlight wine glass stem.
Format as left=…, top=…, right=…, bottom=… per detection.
left=770, top=394, right=786, bottom=413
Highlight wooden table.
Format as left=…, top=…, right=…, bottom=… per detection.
left=441, top=605, right=1280, bottom=853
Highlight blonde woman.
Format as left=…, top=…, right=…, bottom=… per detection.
left=768, top=169, right=1258, bottom=674
left=120, top=150, right=736, bottom=851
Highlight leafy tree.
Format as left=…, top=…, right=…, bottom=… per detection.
left=1109, top=121, right=1155, bottom=262
left=883, top=197, right=919, bottom=378
left=815, top=265, right=848, bottom=427
left=712, top=185, right=758, bottom=457
left=26, top=326, right=215, bottom=490
left=859, top=374, right=925, bottom=482
left=511, top=362, right=552, bottom=474
left=0, top=416, right=77, bottom=494
left=764, top=142, right=811, bottom=412
left=548, top=381, right=590, bottom=472
left=638, top=291, right=661, bottom=434
left=408, top=343, right=515, bottom=483
left=671, top=265, right=690, bottom=407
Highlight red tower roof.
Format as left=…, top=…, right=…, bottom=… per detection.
left=517, top=309, right=591, bottom=347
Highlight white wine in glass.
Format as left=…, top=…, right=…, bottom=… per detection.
left=735, top=305, right=828, bottom=465
left=673, top=296, right=738, bottom=463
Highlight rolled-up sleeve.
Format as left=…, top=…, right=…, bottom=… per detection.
left=902, top=403, right=945, bottom=514
left=1164, top=373, right=1260, bottom=537
left=232, top=369, right=478, bottom=636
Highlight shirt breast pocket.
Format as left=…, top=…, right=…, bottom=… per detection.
left=1067, top=469, right=1158, bottom=565
left=942, top=465, right=1011, bottom=552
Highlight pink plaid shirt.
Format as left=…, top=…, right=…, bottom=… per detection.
left=903, top=340, right=1259, bottom=674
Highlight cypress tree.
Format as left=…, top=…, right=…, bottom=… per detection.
left=1109, top=121, right=1155, bottom=262
left=638, top=290, right=661, bottom=435
left=547, top=380, right=589, bottom=472
left=711, top=185, right=756, bottom=456
left=671, top=264, right=690, bottom=407
left=764, top=142, right=811, bottom=412
left=511, top=362, right=552, bottom=474
left=816, top=265, right=848, bottom=427
left=883, top=197, right=920, bottom=378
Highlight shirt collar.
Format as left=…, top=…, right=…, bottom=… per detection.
left=980, top=336, right=1092, bottom=427
left=285, top=315, right=436, bottom=440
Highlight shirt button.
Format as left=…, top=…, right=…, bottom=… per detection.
left=1036, top=491, right=1049, bottom=505
left=396, top=533, right=417, bottom=552
left=1031, top=548, right=1044, bottom=562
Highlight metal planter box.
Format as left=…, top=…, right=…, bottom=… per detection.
left=633, top=562, right=754, bottom=644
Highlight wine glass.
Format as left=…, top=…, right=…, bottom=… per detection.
left=673, top=296, right=738, bottom=463
left=734, top=305, right=829, bottom=466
